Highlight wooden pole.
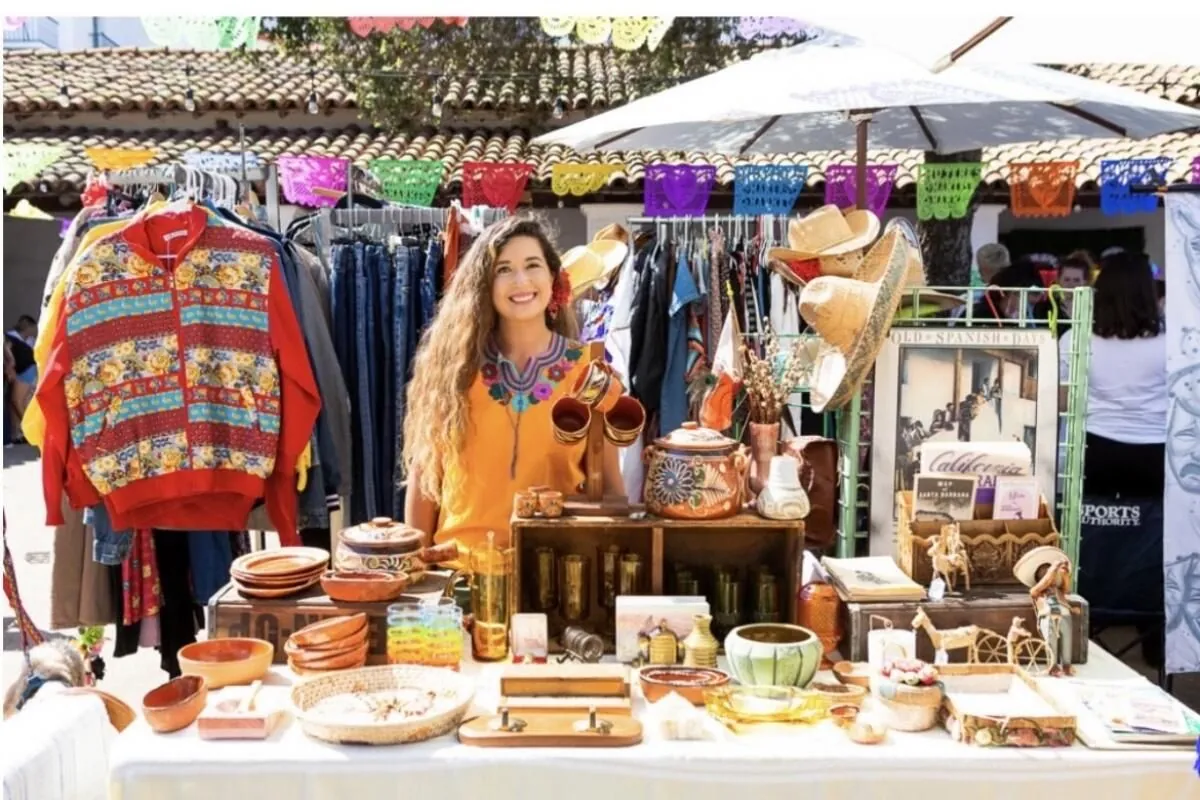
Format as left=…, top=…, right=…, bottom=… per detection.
left=854, top=117, right=870, bottom=210
left=585, top=341, right=605, bottom=501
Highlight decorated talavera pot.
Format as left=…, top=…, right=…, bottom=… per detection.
left=642, top=422, right=749, bottom=520
left=723, top=623, right=823, bottom=688
left=335, top=517, right=425, bottom=572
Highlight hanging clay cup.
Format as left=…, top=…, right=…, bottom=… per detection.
left=551, top=397, right=592, bottom=445
left=748, top=422, right=780, bottom=496
left=603, top=395, right=646, bottom=447
left=572, top=359, right=624, bottom=414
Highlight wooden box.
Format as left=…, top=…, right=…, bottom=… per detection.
left=207, top=583, right=391, bottom=665
left=897, top=491, right=1059, bottom=585
left=938, top=663, right=1077, bottom=747
left=841, top=587, right=1088, bottom=664
left=511, top=512, right=803, bottom=653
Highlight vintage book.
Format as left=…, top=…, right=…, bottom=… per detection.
left=992, top=476, right=1041, bottom=520
left=1068, top=681, right=1200, bottom=745
left=820, top=556, right=926, bottom=602
left=919, top=441, right=1032, bottom=505
left=912, top=474, right=978, bottom=522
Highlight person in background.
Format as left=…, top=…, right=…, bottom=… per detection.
left=1059, top=251, right=1166, bottom=667
left=953, top=243, right=1011, bottom=319
left=971, top=257, right=1048, bottom=322
left=1043, top=250, right=1093, bottom=332
left=4, top=316, right=38, bottom=441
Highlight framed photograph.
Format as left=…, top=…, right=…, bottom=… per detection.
left=870, top=327, right=1060, bottom=558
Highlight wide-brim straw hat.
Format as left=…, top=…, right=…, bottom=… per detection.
left=799, top=227, right=911, bottom=413
left=768, top=250, right=866, bottom=288
left=858, top=218, right=964, bottom=311
left=767, top=204, right=880, bottom=263
left=562, top=238, right=629, bottom=299
left=1013, top=546, right=1070, bottom=589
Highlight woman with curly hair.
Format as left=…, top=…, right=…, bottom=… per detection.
left=403, top=216, right=624, bottom=553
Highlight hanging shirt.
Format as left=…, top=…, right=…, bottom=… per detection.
left=37, top=205, right=321, bottom=544
left=661, top=250, right=702, bottom=433
left=433, top=334, right=589, bottom=555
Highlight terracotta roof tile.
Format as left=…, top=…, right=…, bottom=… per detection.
left=5, top=124, right=1196, bottom=197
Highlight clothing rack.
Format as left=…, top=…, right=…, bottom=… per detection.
left=625, top=213, right=788, bottom=243
left=106, top=162, right=281, bottom=230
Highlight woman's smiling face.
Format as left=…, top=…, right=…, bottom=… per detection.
left=491, top=235, right=553, bottom=324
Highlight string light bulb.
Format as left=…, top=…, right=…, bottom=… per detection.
left=306, top=67, right=319, bottom=115
left=552, top=97, right=566, bottom=120
left=184, top=65, right=196, bottom=112
left=56, top=61, right=70, bottom=109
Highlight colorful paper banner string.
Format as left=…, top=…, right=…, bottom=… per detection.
left=369, top=159, right=444, bottom=206
left=276, top=155, right=349, bottom=208
left=823, top=163, right=898, bottom=216
left=182, top=151, right=262, bottom=172
left=736, top=17, right=809, bottom=40
left=643, top=163, right=717, bottom=217
left=1192, top=156, right=1200, bottom=185
left=551, top=163, right=621, bottom=197
left=916, top=162, right=982, bottom=221
left=539, top=17, right=671, bottom=50
left=85, top=147, right=158, bottom=172
left=733, top=164, right=808, bottom=216
left=348, top=17, right=468, bottom=37
left=8, top=199, right=54, bottom=221
left=141, top=17, right=260, bottom=50
left=3, top=143, right=65, bottom=192
left=1099, top=157, right=1172, bottom=215
left=460, top=162, right=533, bottom=212
left=1008, top=161, right=1080, bottom=218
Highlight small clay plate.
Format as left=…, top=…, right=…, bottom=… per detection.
left=638, top=666, right=731, bottom=705
left=320, top=570, right=409, bottom=604
left=289, top=613, right=368, bottom=648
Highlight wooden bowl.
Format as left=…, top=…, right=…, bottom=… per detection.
left=290, top=614, right=367, bottom=648
left=232, top=548, right=329, bottom=578
left=284, top=629, right=368, bottom=663
left=287, top=641, right=369, bottom=672
left=832, top=661, right=871, bottom=688
left=142, top=675, right=208, bottom=733
left=811, top=680, right=868, bottom=708
left=62, top=688, right=136, bottom=733
left=178, top=638, right=273, bottom=689
left=232, top=566, right=325, bottom=586
left=321, top=570, right=409, bottom=603
left=638, top=666, right=731, bottom=705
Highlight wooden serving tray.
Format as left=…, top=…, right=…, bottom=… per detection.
left=458, top=713, right=642, bottom=747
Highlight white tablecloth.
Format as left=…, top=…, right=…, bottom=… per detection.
left=108, top=645, right=1200, bottom=800
left=3, top=688, right=114, bottom=800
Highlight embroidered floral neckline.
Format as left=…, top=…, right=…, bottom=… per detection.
left=481, top=334, right=583, bottom=412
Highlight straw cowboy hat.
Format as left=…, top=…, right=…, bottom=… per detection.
left=1013, top=546, right=1071, bottom=589
left=767, top=205, right=880, bottom=285
left=799, top=226, right=912, bottom=413
left=863, top=218, right=964, bottom=312
left=562, top=224, right=630, bottom=299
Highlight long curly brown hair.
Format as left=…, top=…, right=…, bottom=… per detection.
left=402, top=214, right=579, bottom=502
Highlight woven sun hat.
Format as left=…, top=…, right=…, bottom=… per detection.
left=562, top=234, right=629, bottom=299
left=855, top=218, right=964, bottom=312
left=767, top=204, right=880, bottom=263
left=1013, top=546, right=1071, bottom=589
left=799, top=226, right=911, bottom=413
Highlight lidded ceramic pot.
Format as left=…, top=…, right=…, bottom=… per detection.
left=335, top=517, right=425, bottom=572
left=642, top=422, right=749, bottom=520
left=755, top=455, right=811, bottom=521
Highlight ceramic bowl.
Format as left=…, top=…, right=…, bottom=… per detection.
left=832, top=661, right=872, bottom=688
left=811, top=680, right=868, bottom=708
left=321, top=570, right=409, bottom=604
left=723, top=623, right=823, bottom=688
left=285, top=627, right=368, bottom=660
left=142, top=675, right=208, bottom=733
left=288, top=640, right=369, bottom=672
left=638, top=666, right=730, bottom=705
left=177, top=638, right=273, bottom=689
left=829, top=703, right=860, bottom=730
left=289, top=614, right=368, bottom=649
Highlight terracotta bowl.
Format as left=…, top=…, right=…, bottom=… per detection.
left=832, top=661, right=872, bottom=688
left=177, top=638, right=273, bottom=689
left=638, top=666, right=731, bottom=705
left=142, top=675, right=208, bottom=733
left=320, top=570, right=409, bottom=603
left=232, top=548, right=329, bottom=578
left=811, top=680, right=868, bottom=708
left=232, top=566, right=325, bottom=586
left=62, top=687, right=136, bottom=732
left=287, top=640, right=369, bottom=672
left=289, top=613, right=368, bottom=648
left=284, top=628, right=368, bottom=661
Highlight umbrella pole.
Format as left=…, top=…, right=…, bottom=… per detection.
left=854, top=117, right=869, bottom=210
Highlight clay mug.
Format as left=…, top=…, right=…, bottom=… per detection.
left=603, top=395, right=646, bottom=447
left=513, top=490, right=538, bottom=519
left=537, top=490, right=564, bottom=518
left=572, top=360, right=624, bottom=414
left=551, top=397, right=592, bottom=445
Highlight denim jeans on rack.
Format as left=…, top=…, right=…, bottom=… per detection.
left=86, top=503, right=132, bottom=566
left=421, top=240, right=442, bottom=331
left=391, top=246, right=413, bottom=519
left=372, top=245, right=396, bottom=508
left=353, top=243, right=380, bottom=521
left=331, top=243, right=368, bottom=524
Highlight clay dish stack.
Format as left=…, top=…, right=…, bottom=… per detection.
left=285, top=613, right=370, bottom=677
left=231, top=547, right=330, bottom=599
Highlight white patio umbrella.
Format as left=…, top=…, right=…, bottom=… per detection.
left=795, top=15, right=1200, bottom=70
left=534, top=36, right=1200, bottom=206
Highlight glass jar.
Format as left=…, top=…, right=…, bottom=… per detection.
left=425, top=598, right=464, bottom=670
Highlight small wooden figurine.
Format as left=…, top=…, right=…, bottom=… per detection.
left=1013, top=546, right=1076, bottom=677
left=926, top=522, right=971, bottom=594
left=910, top=608, right=1006, bottom=664
left=1004, top=616, right=1052, bottom=675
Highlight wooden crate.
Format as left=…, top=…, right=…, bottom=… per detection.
left=841, top=587, right=1088, bottom=664
left=511, top=512, right=803, bottom=653
left=207, top=583, right=391, bottom=665
left=897, top=491, right=1058, bottom=585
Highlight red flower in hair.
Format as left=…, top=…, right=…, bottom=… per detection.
left=549, top=270, right=572, bottom=315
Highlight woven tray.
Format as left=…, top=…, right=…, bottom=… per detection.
left=290, top=665, right=474, bottom=745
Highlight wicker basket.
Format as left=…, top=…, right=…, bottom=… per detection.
left=290, top=665, right=474, bottom=745
left=874, top=681, right=942, bottom=732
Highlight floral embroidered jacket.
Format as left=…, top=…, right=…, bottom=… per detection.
left=38, top=205, right=321, bottom=544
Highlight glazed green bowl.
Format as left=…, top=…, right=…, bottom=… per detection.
left=724, top=623, right=823, bottom=688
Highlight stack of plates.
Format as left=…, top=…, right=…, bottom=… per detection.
left=284, top=613, right=369, bottom=676
left=232, top=548, right=330, bottom=599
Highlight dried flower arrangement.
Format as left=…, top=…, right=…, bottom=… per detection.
left=739, top=328, right=814, bottom=424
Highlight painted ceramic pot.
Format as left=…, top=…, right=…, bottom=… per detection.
left=335, top=517, right=424, bottom=572
left=642, top=423, right=749, bottom=520
left=755, top=456, right=811, bottom=521
left=723, top=623, right=823, bottom=688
